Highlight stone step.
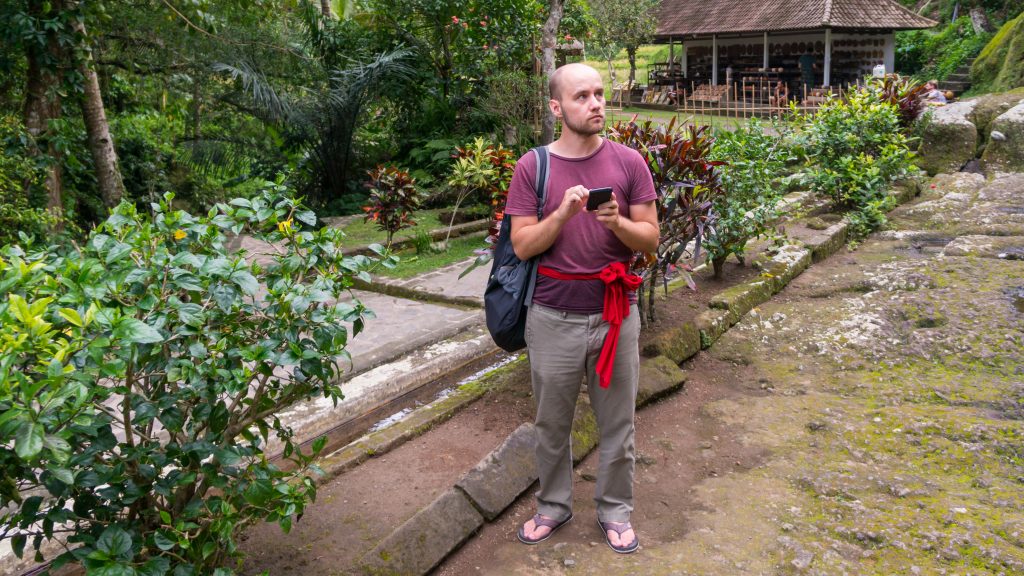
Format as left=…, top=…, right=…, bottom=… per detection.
left=947, top=73, right=970, bottom=82
left=941, top=81, right=970, bottom=90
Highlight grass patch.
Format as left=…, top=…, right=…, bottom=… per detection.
left=606, top=107, right=749, bottom=131
left=337, top=208, right=480, bottom=247
left=374, top=233, right=485, bottom=279
left=583, top=45, right=672, bottom=88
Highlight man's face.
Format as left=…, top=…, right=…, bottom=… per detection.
left=551, top=68, right=605, bottom=137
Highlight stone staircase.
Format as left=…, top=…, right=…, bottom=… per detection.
left=941, top=58, right=975, bottom=98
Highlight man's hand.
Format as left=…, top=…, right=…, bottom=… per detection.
left=593, top=194, right=620, bottom=231
left=556, top=185, right=589, bottom=222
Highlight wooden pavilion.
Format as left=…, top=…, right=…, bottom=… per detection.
left=650, top=0, right=937, bottom=106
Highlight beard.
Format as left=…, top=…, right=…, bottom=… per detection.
left=562, top=110, right=605, bottom=137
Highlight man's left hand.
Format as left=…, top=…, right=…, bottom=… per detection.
left=594, top=196, right=621, bottom=231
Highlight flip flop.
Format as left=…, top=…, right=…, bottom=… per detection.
left=598, top=519, right=639, bottom=554
left=517, top=513, right=573, bottom=545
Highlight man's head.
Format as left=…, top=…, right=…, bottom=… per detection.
left=548, top=63, right=605, bottom=137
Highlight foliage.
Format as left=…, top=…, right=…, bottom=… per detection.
left=362, top=165, right=423, bottom=245
left=873, top=75, right=928, bottom=128
left=790, top=86, right=916, bottom=239
left=0, top=114, right=59, bottom=244
left=607, top=117, right=724, bottom=324
left=970, top=11, right=1024, bottom=94
left=0, top=182, right=387, bottom=574
left=705, top=119, right=791, bottom=278
left=585, top=0, right=659, bottom=87
left=213, top=7, right=415, bottom=208
left=446, top=137, right=516, bottom=246
left=895, top=17, right=993, bottom=80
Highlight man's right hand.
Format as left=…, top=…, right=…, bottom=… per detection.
left=557, top=185, right=589, bottom=222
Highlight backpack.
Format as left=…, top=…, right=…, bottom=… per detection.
left=484, top=146, right=549, bottom=352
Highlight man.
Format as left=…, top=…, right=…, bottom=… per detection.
left=923, top=79, right=948, bottom=105
left=798, top=51, right=817, bottom=93
left=505, top=63, right=659, bottom=554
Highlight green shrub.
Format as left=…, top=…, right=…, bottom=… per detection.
left=895, top=17, right=993, bottom=81
left=0, top=182, right=386, bottom=573
left=971, top=12, right=1024, bottom=94
left=362, top=165, right=423, bottom=245
left=0, top=115, right=60, bottom=244
left=608, top=118, right=725, bottom=324
left=706, top=119, right=792, bottom=277
left=791, top=85, right=916, bottom=238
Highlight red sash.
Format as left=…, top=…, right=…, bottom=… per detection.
left=537, top=262, right=641, bottom=388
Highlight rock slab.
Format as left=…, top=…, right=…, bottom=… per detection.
left=360, top=488, right=484, bottom=576
left=917, top=101, right=979, bottom=175
left=982, top=101, right=1024, bottom=172
left=455, top=423, right=538, bottom=521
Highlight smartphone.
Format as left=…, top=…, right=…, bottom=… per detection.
left=586, top=187, right=613, bottom=211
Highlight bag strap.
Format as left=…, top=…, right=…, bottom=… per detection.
left=533, top=146, right=549, bottom=218
left=523, top=145, right=549, bottom=306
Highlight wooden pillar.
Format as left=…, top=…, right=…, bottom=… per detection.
left=681, top=39, right=688, bottom=76
left=669, top=36, right=675, bottom=74
left=712, top=34, right=718, bottom=85
left=763, top=31, right=769, bottom=69
left=824, top=28, right=832, bottom=87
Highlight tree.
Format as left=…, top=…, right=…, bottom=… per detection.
left=587, top=0, right=658, bottom=89
left=71, top=15, right=125, bottom=208
left=540, top=0, right=564, bottom=144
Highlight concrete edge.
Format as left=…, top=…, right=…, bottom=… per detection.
left=352, top=277, right=483, bottom=309
left=315, top=355, right=530, bottom=483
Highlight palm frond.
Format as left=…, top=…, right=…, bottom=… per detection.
left=212, top=60, right=293, bottom=124
left=326, top=47, right=416, bottom=112
left=178, top=137, right=253, bottom=178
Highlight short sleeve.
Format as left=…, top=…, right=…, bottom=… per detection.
left=505, top=150, right=540, bottom=217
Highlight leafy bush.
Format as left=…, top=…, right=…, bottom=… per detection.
left=791, top=86, right=916, bottom=238
left=446, top=137, right=516, bottom=246
left=0, top=115, right=59, bottom=244
left=895, top=17, right=993, bottom=80
left=362, top=165, right=423, bottom=245
left=874, top=75, right=928, bottom=128
left=0, top=182, right=384, bottom=574
left=706, top=119, right=792, bottom=277
left=608, top=118, right=724, bottom=324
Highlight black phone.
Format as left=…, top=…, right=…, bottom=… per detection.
left=586, top=187, right=613, bottom=211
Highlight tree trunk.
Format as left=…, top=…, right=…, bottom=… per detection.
left=969, top=8, right=994, bottom=34
left=320, top=0, right=333, bottom=18
left=74, top=19, right=125, bottom=208
left=627, top=46, right=638, bottom=90
left=539, top=0, right=565, bottom=145
left=23, top=0, right=65, bottom=215
left=712, top=255, right=727, bottom=279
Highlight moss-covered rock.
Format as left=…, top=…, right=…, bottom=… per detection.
left=916, top=101, right=979, bottom=175
left=981, top=101, right=1024, bottom=172
left=971, top=12, right=1024, bottom=94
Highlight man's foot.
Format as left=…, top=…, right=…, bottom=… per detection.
left=517, top=513, right=573, bottom=544
left=598, top=519, right=639, bottom=554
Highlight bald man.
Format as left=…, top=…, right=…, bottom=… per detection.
left=506, top=63, right=659, bottom=554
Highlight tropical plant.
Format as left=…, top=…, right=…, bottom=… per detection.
left=706, top=118, right=791, bottom=278
left=607, top=117, right=725, bottom=324
left=362, top=165, right=423, bottom=245
left=791, top=86, right=916, bottom=239
left=446, top=137, right=515, bottom=246
left=0, top=114, right=60, bottom=244
left=0, top=182, right=386, bottom=574
left=212, top=7, right=415, bottom=208
left=873, top=75, right=928, bottom=127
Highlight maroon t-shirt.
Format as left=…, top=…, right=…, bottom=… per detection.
left=505, top=139, right=657, bottom=313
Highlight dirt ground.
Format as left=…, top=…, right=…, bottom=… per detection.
left=236, top=259, right=762, bottom=575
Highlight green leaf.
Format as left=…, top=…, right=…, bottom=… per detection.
left=118, top=318, right=163, bottom=344
left=201, top=541, right=216, bottom=559
left=137, top=556, right=171, bottom=576
left=11, top=534, right=26, bottom=558
left=58, top=307, right=84, bottom=327
left=106, top=241, right=133, bottom=265
left=295, top=210, right=316, bottom=226
left=15, top=421, right=44, bottom=459
left=47, top=465, right=74, bottom=485
left=311, top=435, right=327, bottom=454
left=92, top=563, right=137, bottom=576
left=153, top=531, right=176, bottom=551
left=96, top=526, right=133, bottom=559
left=8, top=293, right=31, bottom=323
left=159, top=510, right=172, bottom=524
left=231, top=271, right=259, bottom=295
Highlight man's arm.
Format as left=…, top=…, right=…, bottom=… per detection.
left=595, top=198, right=659, bottom=253
left=510, top=185, right=590, bottom=260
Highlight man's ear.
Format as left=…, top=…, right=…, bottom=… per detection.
left=548, top=98, right=562, bottom=119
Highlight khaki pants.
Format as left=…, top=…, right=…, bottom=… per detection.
left=525, top=302, right=640, bottom=523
